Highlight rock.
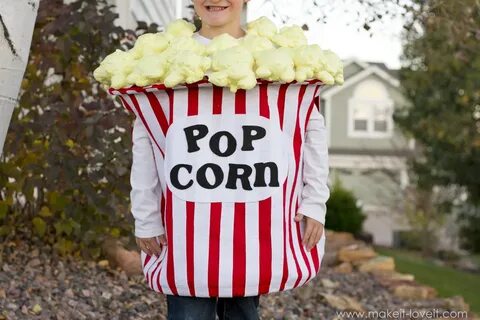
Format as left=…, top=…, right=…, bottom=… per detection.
left=21, top=305, right=29, bottom=315
left=7, top=303, right=18, bottom=310
left=373, top=271, right=414, bottom=286
left=32, top=303, right=42, bottom=315
left=338, top=244, right=377, bottom=263
left=320, top=293, right=365, bottom=312
left=102, top=238, right=142, bottom=276
left=320, top=278, right=339, bottom=289
left=27, top=258, right=42, bottom=268
left=101, top=291, right=112, bottom=300
left=357, top=256, right=395, bottom=273
left=453, top=257, right=479, bottom=273
left=373, top=271, right=416, bottom=290
left=443, top=295, right=470, bottom=312
left=115, top=248, right=142, bottom=276
left=333, top=262, right=353, bottom=274
left=325, top=231, right=357, bottom=251
left=295, top=285, right=314, bottom=302
left=384, top=271, right=414, bottom=282
left=393, top=284, right=437, bottom=300
left=98, top=260, right=109, bottom=268
left=65, top=288, right=75, bottom=298
left=82, top=289, right=91, bottom=297
left=322, top=252, right=339, bottom=267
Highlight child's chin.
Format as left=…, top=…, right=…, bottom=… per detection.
left=203, top=15, right=232, bottom=27
left=203, top=9, right=233, bottom=24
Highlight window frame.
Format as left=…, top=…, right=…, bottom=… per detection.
left=347, top=97, right=394, bottom=138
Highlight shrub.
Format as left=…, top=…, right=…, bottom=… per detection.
left=0, top=0, right=156, bottom=258
left=325, top=176, right=366, bottom=235
left=458, top=201, right=480, bottom=253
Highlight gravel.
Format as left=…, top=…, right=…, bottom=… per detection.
left=0, top=240, right=474, bottom=320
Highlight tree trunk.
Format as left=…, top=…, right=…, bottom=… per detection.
left=0, top=0, right=40, bottom=156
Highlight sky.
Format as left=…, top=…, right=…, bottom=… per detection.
left=247, top=1, right=406, bottom=70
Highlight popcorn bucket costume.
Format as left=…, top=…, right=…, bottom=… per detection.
left=95, top=17, right=344, bottom=298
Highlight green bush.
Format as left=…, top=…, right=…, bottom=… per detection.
left=458, top=202, right=480, bottom=253
left=0, top=0, right=157, bottom=258
left=325, top=176, right=366, bottom=235
left=396, top=230, right=424, bottom=251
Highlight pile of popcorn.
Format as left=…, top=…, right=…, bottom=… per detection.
left=94, top=16, right=344, bottom=92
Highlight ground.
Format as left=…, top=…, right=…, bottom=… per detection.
left=1, top=239, right=476, bottom=320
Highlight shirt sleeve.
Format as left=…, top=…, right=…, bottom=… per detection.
left=130, top=117, right=165, bottom=238
left=298, top=106, right=331, bottom=225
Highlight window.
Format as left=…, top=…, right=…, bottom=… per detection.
left=353, top=102, right=369, bottom=131
left=348, top=80, right=394, bottom=138
left=373, top=103, right=389, bottom=132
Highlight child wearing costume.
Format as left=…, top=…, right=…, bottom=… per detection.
left=133, top=4, right=329, bottom=320
left=97, top=1, right=340, bottom=319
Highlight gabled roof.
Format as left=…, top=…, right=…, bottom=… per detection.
left=321, top=58, right=400, bottom=98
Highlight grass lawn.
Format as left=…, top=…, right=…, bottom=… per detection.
left=375, top=246, right=480, bottom=314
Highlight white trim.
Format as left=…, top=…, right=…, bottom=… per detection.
left=322, top=66, right=400, bottom=99
left=408, top=138, right=416, bottom=150
left=400, top=168, right=409, bottom=188
left=324, top=97, right=332, bottom=147
left=329, top=154, right=407, bottom=170
left=175, top=0, right=183, bottom=19
left=342, top=58, right=370, bottom=70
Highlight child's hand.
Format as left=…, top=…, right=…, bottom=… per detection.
left=294, top=213, right=324, bottom=251
left=135, top=234, right=167, bottom=257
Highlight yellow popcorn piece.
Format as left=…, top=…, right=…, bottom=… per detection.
left=166, top=36, right=206, bottom=56
left=93, top=49, right=136, bottom=89
left=246, top=16, right=277, bottom=39
left=206, top=33, right=240, bottom=55
left=209, top=46, right=257, bottom=92
left=126, top=53, right=170, bottom=87
left=165, top=19, right=196, bottom=38
left=163, top=51, right=211, bottom=88
left=320, top=50, right=344, bottom=85
left=271, top=25, right=308, bottom=48
left=253, top=48, right=296, bottom=83
left=130, top=32, right=169, bottom=58
left=240, top=34, right=275, bottom=53
left=292, top=44, right=324, bottom=83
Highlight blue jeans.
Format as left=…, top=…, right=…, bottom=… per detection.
left=166, top=294, right=260, bottom=320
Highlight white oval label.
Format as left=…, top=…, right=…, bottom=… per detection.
left=164, top=114, right=289, bottom=203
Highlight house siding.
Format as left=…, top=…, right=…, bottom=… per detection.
left=327, top=73, right=410, bottom=152
left=343, top=62, right=364, bottom=80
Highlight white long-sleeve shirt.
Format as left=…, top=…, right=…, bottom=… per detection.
left=129, top=33, right=330, bottom=238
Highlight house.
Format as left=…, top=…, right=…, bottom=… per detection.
left=318, top=59, right=414, bottom=246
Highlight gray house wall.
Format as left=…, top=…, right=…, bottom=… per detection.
left=328, top=73, right=410, bottom=154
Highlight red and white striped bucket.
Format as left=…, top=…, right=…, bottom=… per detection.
left=108, top=79, right=326, bottom=297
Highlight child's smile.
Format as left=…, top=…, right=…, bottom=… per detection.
left=203, top=3, right=232, bottom=19
left=205, top=5, right=229, bottom=12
